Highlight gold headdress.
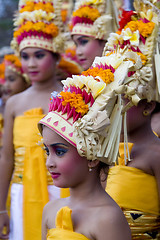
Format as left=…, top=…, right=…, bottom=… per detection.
left=11, top=0, right=65, bottom=54
left=70, top=0, right=119, bottom=40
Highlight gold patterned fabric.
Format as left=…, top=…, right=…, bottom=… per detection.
left=123, top=210, right=160, bottom=239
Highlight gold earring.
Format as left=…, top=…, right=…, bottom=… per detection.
left=143, top=110, right=149, bottom=116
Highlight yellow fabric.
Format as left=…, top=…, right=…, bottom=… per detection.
left=117, top=142, right=134, bottom=165
left=47, top=206, right=90, bottom=240
left=106, top=166, right=159, bottom=215
left=13, top=108, right=51, bottom=240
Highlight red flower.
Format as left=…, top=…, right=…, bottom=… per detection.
left=119, top=10, right=135, bottom=31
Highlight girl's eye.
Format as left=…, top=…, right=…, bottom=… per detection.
left=79, top=39, right=89, bottom=46
left=20, top=53, right=29, bottom=60
left=55, top=147, right=68, bottom=156
left=8, top=76, right=16, bottom=82
left=35, top=53, right=45, bottom=59
left=44, top=146, right=49, bottom=156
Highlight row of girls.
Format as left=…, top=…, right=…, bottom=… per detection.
left=0, top=0, right=159, bottom=240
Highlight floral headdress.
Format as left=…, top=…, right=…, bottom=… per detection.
left=4, top=54, right=30, bottom=83
left=102, top=0, right=160, bottom=110
left=39, top=0, right=160, bottom=165
left=11, top=0, right=65, bottom=54
left=39, top=52, right=124, bottom=165
left=70, top=0, right=119, bottom=40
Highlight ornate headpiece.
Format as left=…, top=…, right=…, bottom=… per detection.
left=39, top=0, right=160, bottom=165
left=11, top=0, right=65, bottom=54
left=102, top=0, right=160, bottom=110
left=70, top=0, right=119, bottom=40
left=4, top=54, right=30, bottom=83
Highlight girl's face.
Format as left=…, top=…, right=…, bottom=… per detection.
left=72, top=35, right=105, bottom=70
left=20, top=47, right=57, bottom=83
left=4, top=68, right=27, bottom=98
left=43, top=126, right=89, bottom=188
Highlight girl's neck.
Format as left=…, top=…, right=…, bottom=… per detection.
left=31, top=76, right=62, bottom=93
left=125, top=119, right=156, bottom=145
left=68, top=175, right=104, bottom=207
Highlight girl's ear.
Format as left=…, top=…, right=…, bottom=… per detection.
left=143, top=101, right=156, bottom=116
left=88, top=159, right=100, bottom=169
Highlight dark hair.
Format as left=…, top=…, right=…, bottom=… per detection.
left=152, top=102, right=160, bottom=115
left=98, top=161, right=109, bottom=182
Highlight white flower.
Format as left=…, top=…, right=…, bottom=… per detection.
left=122, top=28, right=139, bottom=46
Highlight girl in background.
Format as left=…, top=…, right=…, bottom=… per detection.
left=70, top=0, right=119, bottom=70
left=0, top=0, right=66, bottom=239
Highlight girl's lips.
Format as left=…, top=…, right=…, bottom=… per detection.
left=29, top=71, right=39, bottom=76
left=50, top=173, right=61, bottom=179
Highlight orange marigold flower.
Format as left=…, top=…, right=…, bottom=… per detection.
left=0, top=63, right=5, bottom=81
left=61, top=9, right=67, bottom=23
left=124, top=20, right=138, bottom=32
left=60, top=91, right=89, bottom=116
left=20, top=2, right=34, bottom=13
left=45, top=23, right=59, bottom=37
left=34, top=22, right=45, bottom=32
left=44, top=2, right=54, bottom=12
left=34, top=2, right=44, bottom=10
left=4, top=55, right=22, bottom=69
left=98, top=69, right=114, bottom=84
left=137, top=52, right=147, bottom=65
left=73, top=6, right=100, bottom=22
left=82, top=67, right=114, bottom=85
left=137, top=20, right=155, bottom=38
left=24, top=21, right=34, bottom=32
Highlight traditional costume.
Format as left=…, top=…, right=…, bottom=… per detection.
left=10, top=1, right=66, bottom=239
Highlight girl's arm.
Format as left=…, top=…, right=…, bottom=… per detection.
left=42, top=205, right=48, bottom=240
left=0, top=97, right=15, bottom=238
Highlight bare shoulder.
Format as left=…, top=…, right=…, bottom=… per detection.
left=93, top=203, right=131, bottom=240
left=43, top=197, right=69, bottom=229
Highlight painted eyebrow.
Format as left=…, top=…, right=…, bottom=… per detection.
left=51, top=143, right=68, bottom=147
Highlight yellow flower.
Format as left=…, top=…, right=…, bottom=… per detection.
left=124, top=21, right=138, bottom=32
left=60, top=92, right=89, bottom=116
left=137, top=20, right=155, bottom=38
left=73, top=6, right=100, bottom=22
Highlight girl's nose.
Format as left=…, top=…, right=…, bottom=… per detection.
left=46, top=155, right=56, bottom=170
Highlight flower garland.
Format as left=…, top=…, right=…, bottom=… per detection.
left=82, top=67, right=114, bottom=85
left=14, top=21, right=59, bottom=39
left=60, top=91, right=89, bottom=116
left=20, top=2, right=54, bottom=13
